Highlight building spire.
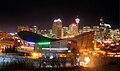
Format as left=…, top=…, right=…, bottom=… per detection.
left=75, top=16, right=80, bottom=24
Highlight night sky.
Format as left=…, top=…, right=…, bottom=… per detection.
left=0, top=0, right=119, bottom=32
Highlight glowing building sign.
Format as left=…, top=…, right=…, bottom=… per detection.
left=27, top=41, right=35, bottom=45
left=37, top=42, right=51, bottom=45
left=42, top=48, right=68, bottom=50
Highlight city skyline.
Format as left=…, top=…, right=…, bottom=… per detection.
left=0, top=0, right=119, bottom=32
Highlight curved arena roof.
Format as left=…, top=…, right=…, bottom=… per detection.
left=17, top=31, right=60, bottom=43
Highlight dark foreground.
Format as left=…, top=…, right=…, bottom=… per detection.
left=0, top=54, right=120, bottom=71
left=1, top=63, right=120, bottom=71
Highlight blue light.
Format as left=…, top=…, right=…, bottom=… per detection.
left=27, top=41, right=35, bottom=45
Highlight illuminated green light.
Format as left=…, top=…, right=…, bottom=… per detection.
left=37, top=42, right=51, bottom=45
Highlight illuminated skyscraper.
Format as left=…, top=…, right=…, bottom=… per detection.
left=52, top=18, right=62, bottom=38
left=93, top=26, right=99, bottom=39
left=75, top=17, right=80, bottom=27
left=62, top=27, right=69, bottom=36
left=75, top=17, right=80, bottom=29
left=18, top=25, right=29, bottom=32
left=82, top=26, right=92, bottom=33
left=61, top=27, right=69, bottom=38
left=93, top=26, right=99, bottom=31
left=99, top=17, right=111, bottom=39
left=68, top=17, right=80, bottom=35
left=99, top=17, right=105, bottom=38
left=30, top=25, right=38, bottom=33
left=69, top=23, right=78, bottom=35
left=104, top=23, right=111, bottom=38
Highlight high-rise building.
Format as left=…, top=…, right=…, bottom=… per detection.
left=93, top=26, right=99, bottom=31
left=79, top=29, right=83, bottom=34
left=104, top=24, right=111, bottom=38
left=99, top=17, right=105, bottom=38
left=40, top=29, right=51, bottom=37
left=75, top=17, right=80, bottom=29
left=82, top=26, right=92, bottom=33
left=30, top=25, right=38, bottom=33
left=62, top=27, right=69, bottom=36
left=18, top=26, right=29, bottom=32
left=75, top=18, right=80, bottom=24
left=111, top=29, right=120, bottom=41
left=99, top=17, right=111, bottom=39
left=69, top=23, right=78, bottom=35
left=93, top=26, right=99, bottom=39
left=2, top=32, right=8, bottom=39
left=52, top=18, right=62, bottom=38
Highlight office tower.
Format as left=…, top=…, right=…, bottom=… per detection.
left=82, top=26, right=92, bottom=33
left=99, top=17, right=105, bottom=38
left=52, top=18, right=62, bottom=38
left=104, top=24, right=111, bottom=38
left=93, top=26, right=99, bottom=39
left=69, top=23, right=78, bottom=35
left=30, top=25, right=38, bottom=33
left=18, top=25, right=29, bottom=32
